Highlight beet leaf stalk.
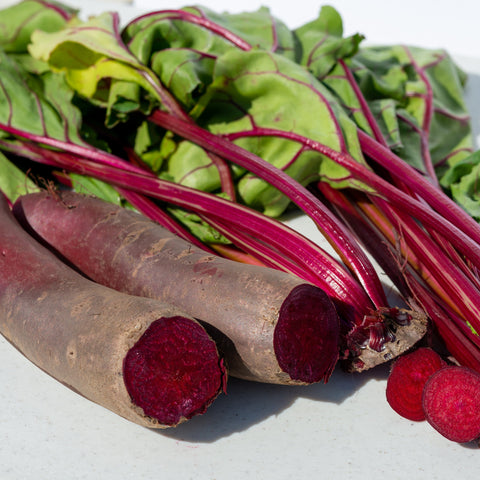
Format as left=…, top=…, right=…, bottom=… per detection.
left=150, top=113, right=480, bottom=272
left=122, top=6, right=480, bottom=367
left=150, top=110, right=480, bottom=370
left=307, top=49, right=480, bottom=367
left=0, top=19, right=397, bottom=323
left=24, top=9, right=392, bottom=311
left=0, top=125, right=430, bottom=370
left=147, top=113, right=388, bottom=310
left=4, top=138, right=371, bottom=323
left=319, top=184, right=480, bottom=372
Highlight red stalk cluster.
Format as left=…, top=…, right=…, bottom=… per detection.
left=2, top=8, right=479, bottom=373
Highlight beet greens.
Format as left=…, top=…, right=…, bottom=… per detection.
left=1, top=0, right=480, bottom=376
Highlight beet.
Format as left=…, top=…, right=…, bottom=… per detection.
left=0, top=191, right=225, bottom=427
left=386, top=347, right=446, bottom=421
left=422, top=366, right=480, bottom=443
left=14, top=190, right=341, bottom=385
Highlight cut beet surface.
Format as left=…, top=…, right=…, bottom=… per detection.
left=274, top=284, right=340, bottom=383
left=385, top=347, right=446, bottom=421
left=123, top=316, right=226, bottom=426
left=422, top=366, right=480, bottom=443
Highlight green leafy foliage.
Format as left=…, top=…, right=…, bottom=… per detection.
left=69, top=174, right=124, bottom=204
left=293, top=5, right=364, bottom=78
left=0, top=1, right=476, bottom=225
left=193, top=48, right=367, bottom=216
left=0, top=49, right=86, bottom=148
left=441, top=150, right=480, bottom=221
left=0, top=0, right=75, bottom=53
left=0, top=151, right=40, bottom=200
left=344, top=45, right=473, bottom=177
left=28, top=12, right=157, bottom=102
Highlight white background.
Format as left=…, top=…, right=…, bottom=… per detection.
left=1, top=1, right=480, bottom=479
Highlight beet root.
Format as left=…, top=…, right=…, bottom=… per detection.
left=385, top=347, right=446, bottom=421
left=14, top=190, right=341, bottom=385
left=422, top=366, right=480, bottom=443
left=0, top=191, right=225, bottom=427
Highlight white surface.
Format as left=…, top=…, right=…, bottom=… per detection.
left=2, top=0, right=478, bottom=57
left=1, top=1, right=480, bottom=479
left=131, top=0, right=480, bottom=58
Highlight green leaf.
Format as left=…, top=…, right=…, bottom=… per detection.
left=293, top=5, right=364, bottom=79
left=440, top=150, right=480, bottom=221
left=0, top=50, right=85, bottom=146
left=167, top=206, right=230, bottom=244
left=28, top=12, right=163, bottom=113
left=123, top=6, right=295, bottom=64
left=29, top=12, right=141, bottom=69
left=132, top=120, right=166, bottom=171
left=339, top=44, right=474, bottom=176
left=0, top=0, right=75, bottom=53
left=164, top=48, right=369, bottom=216
left=0, top=151, right=40, bottom=201
left=123, top=6, right=295, bottom=114
left=150, top=49, right=216, bottom=112
left=162, top=141, right=222, bottom=192
left=70, top=174, right=124, bottom=204
left=185, top=6, right=294, bottom=55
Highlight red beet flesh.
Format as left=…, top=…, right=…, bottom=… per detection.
left=123, top=316, right=225, bottom=426
left=274, top=284, right=340, bottom=383
left=386, top=347, right=445, bottom=421
left=422, top=366, right=480, bottom=443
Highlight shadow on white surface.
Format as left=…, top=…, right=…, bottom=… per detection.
left=157, top=363, right=389, bottom=443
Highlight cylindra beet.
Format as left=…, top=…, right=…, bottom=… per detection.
left=0, top=191, right=225, bottom=428
left=13, top=190, right=341, bottom=385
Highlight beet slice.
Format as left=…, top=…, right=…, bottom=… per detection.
left=386, top=347, right=446, bottom=421
left=422, top=366, right=480, bottom=443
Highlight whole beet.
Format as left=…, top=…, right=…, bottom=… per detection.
left=14, top=190, right=341, bottom=385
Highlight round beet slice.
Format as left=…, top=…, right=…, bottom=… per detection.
left=386, top=347, right=446, bottom=421
left=422, top=366, right=480, bottom=443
